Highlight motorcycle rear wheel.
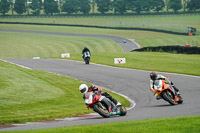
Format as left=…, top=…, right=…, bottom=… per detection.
left=93, top=102, right=110, bottom=118
left=162, top=91, right=177, bottom=105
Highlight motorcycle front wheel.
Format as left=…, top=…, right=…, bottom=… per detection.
left=178, top=96, right=183, bottom=104
left=93, top=102, right=110, bottom=118
left=84, top=57, right=90, bottom=64
left=119, top=106, right=127, bottom=116
left=162, top=91, right=177, bottom=105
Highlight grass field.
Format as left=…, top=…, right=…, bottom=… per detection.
left=69, top=52, right=200, bottom=77
left=0, top=60, right=129, bottom=125
left=1, top=24, right=200, bottom=47
left=2, top=115, right=200, bottom=133
left=0, top=31, right=122, bottom=58
left=1, top=14, right=200, bottom=34
left=0, top=25, right=199, bottom=77
left=0, top=15, right=200, bottom=130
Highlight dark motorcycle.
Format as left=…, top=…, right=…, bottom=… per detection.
left=83, top=51, right=90, bottom=64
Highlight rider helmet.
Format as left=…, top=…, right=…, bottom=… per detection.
left=150, top=72, right=157, bottom=81
left=79, top=84, right=88, bottom=94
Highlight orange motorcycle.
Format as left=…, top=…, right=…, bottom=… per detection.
left=151, top=80, right=183, bottom=105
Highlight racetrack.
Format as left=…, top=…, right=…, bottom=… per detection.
left=0, top=29, right=139, bottom=52
left=0, top=29, right=200, bottom=131
left=1, top=58, right=200, bottom=131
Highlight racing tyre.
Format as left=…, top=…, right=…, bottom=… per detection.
left=178, top=96, right=183, bottom=104
left=93, top=102, right=110, bottom=118
left=119, top=106, right=127, bottom=116
left=84, top=57, right=90, bottom=64
left=162, top=91, right=177, bottom=105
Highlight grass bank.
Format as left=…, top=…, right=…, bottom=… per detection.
left=1, top=14, right=200, bottom=34
left=0, top=32, right=122, bottom=58
left=69, top=52, right=200, bottom=77
left=0, top=29, right=199, bottom=77
left=0, top=60, right=129, bottom=125
left=2, top=115, right=200, bottom=133
left=1, top=24, right=200, bottom=47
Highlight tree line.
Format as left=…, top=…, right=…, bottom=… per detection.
left=0, top=0, right=200, bottom=15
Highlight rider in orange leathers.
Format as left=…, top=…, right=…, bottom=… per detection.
left=150, top=72, right=180, bottom=100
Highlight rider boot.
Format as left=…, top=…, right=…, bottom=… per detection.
left=102, top=92, right=121, bottom=107
left=173, top=85, right=180, bottom=96
left=171, top=82, right=180, bottom=96
left=110, top=110, right=121, bottom=116
left=116, top=102, right=122, bottom=107
left=155, top=93, right=162, bottom=100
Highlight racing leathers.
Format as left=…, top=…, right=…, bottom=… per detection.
left=83, top=85, right=121, bottom=106
left=82, top=47, right=90, bottom=59
left=150, top=74, right=180, bottom=100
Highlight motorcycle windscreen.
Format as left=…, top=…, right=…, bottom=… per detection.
left=84, top=51, right=90, bottom=57
left=154, top=80, right=162, bottom=91
left=85, top=92, right=94, bottom=104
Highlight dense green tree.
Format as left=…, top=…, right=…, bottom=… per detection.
left=151, top=0, right=165, bottom=12
left=91, top=0, right=96, bottom=13
left=125, top=0, right=134, bottom=11
left=30, top=0, right=42, bottom=15
left=14, top=0, right=26, bottom=15
left=96, top=0, right=111, bottom=14
left=8, top=0, right=14, bottom=15
left=143, top=0, right=153, bottom=12
left=25, top=0, right=31, bottom=15
left=62, top=0, right=79, bottom=14
left=164, top=0, right=170, bottom=12
left=0, top=0, right=10, bottom=15
left=126, top=0, right=151, bottom=13
left=169, top=0, right=182, bottom=12
left=182, top=0, right=189, bottom=12
left=187, top=0, right=200, bottom=12
left=79, top=0, right=91, bottom=14
left=113, top=0, right=126, bottom=14
left=44, top=0, right=59, bottom=15
left=125, top=0, right=141, bottom=13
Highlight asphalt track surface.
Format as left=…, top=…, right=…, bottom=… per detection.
left=0, top=30, right=200, bottom=131
left=0, top=29, right=139, bottom=52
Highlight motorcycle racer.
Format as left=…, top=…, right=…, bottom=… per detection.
left=150, top=72, right=180, bottom=100
left=82, top=46, right=91, bottom=59
left=79, top=84, right=122, bottom=108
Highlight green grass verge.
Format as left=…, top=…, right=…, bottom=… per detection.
left=0, top=28, right=199, bottom=77
left=0, top=60, right=129, bottom=125
left=2, top=115, right=200, bottom=133
left=1, top=24, right=200, bottom=47
left=69, top=52, right=200, bottom=77
left=0, top=32, right=122, bottom=58
left=1, top=14, right=200, bottom=33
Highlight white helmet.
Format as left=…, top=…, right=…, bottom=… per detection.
left=79, top=84, right=88, bottom=94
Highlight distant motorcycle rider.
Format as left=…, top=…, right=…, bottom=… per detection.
left=82, top=46, right=90, bottom=59
left=150, top=72, right=180, bottom=100
left=79, top=84, right=122, bottom=107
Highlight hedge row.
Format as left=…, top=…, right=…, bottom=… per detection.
left=132, top=46, right=200, bottom=54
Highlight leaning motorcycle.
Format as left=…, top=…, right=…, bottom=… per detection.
left=151, top=80, right=183, bottom=105
left=83, top=51, right=90, bottom=64
left=84, top=92, right=127, bottom=118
